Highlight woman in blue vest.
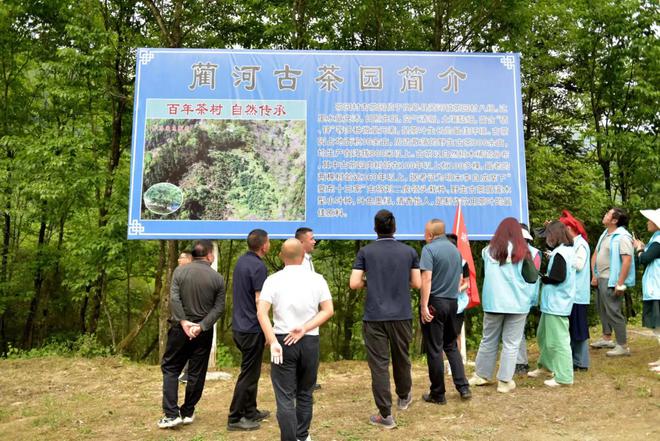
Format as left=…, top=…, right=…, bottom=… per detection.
left=633, top=209, right=660, bottom=373
left=469, top=217, right=538, bottom=393
left=528, top=221, right=576, bottom=387
left=515, top=223, right=542, bottom=375
left=559, top=210, right=591, bottom=371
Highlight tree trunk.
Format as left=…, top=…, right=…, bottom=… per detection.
left=22, top=215, right=47, bottom=348
left=141, top=334, right=159, bottom=362
left=292, top=0, right=307, bottom=49
left=116, top=241, right=166, bottom=353
left=432, top=0, right=448, bottom=51
left=80, top=284, right=91, bottom=333
left=87, top=0, right=131, bottom=335
left=36, top=211, right=68, bottom=345
left=218, top=239, right=234, bottom=340
left=158, top=240, right=179, bottom=361
left=341, top=240, right=361, bottom=359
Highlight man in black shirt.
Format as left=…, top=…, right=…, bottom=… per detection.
left=159, top=240, right=225, bottom=429
left=349, top=210, right=421, bottom=429
left=227, top=229, right=271, bottom=431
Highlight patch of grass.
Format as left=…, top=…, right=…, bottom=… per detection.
left=636, top=386, right=652, bottom=398
left=335, top=431, right=364, bottom=441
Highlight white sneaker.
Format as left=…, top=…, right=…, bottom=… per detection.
left=468, top=374, right=490, bottom=386
left=648, top=359, right=660, bottom=367
left=650, top=365, right=660, bottom=373
left=606, top=345, right=631, bottom=357
left=543, top=378, right=570, bottom=388
left=497, top=380, right=516, bottom=393
left=182, top=415, right=194, bottom=425
left=158, top=416, right=182, bottom=429
left=297, top=436, right=312, bottom=441
left=527, top=367, right=552, bottom=378
left=590, top=339, right=616, bottom=349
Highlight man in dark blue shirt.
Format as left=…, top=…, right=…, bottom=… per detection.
left=228, top=229, right=271, bottom=431
left=420, top=219, right=471, bottom=405
left=350, top=210, right=421, bottom=429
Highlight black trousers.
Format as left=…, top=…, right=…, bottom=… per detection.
left=161, top=324, right=213, bottom=418
left=422, top=297, right=469, bottom=399
left=228, top=331, right=265, bottom=423
left=363, top=320, right=412, bottom=418
left=270, top=335, right=319, bottom=441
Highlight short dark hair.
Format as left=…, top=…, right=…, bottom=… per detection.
left=544, top=221, right=572, bottom=248
left=295, top=227, right=313, bottom=240
left=192, top=240, right=213, bottom=258
left=374, top=209, right=396, bottom=236
left=247, top=229, right=268, bottom=252
left=446, top=233, right=458, bottom=247
left=611, top=207, right=629, bottom=228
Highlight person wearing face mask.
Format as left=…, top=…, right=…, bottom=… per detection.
left=528, top=221, right=576, bottom=387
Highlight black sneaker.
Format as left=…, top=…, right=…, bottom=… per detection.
left=573, top=366, right=588, bottom=372
left=514, top=364, right=529, bottom=375
left=312, top=383, right=322, bottom=391
left=422, top=393, right=447, bottom=405
left=253, top=409, right=270, bottom=422
left=459, top=388, right=472, bottom=400
left=227, top=417, right=260, bottom=431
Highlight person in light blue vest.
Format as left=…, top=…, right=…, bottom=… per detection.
left=515, top=223, right=541, bottom=375
left=632, top=208, right=660, bottom=373
left=468, top=218, right=538, bottom=394
left=528, top=221, right=576, bottom=387
left=590, top=208, right=635, bottom=356
left=559, top=210, right=592, bottom=371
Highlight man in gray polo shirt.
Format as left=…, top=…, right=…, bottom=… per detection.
left=420, top=219, right=471, bottom=404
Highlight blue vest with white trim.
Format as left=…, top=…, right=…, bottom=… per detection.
left=481, top=245, right=534, bottom=314
left=541, top=244, right=576, bottom=316
left=573, top=235, right=591, bottom=305
left=642, top=231, right=660, bottom=301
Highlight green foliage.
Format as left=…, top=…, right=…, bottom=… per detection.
left=6, top=334, right=111, bottom=359
left=215, top=344, right=236, bottom=368
left=0, top=0, right=657, bottom=364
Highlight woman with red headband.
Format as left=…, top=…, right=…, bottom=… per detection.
left=559, top=211, right=592, bottom=371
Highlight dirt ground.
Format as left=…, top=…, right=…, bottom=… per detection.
left=1, top=327, right=658, bottom=441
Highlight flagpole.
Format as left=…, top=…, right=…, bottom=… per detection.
left=455, top=200, right=467, bottom=363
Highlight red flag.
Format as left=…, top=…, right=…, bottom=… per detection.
left=452, top=203, right=480, bottom=309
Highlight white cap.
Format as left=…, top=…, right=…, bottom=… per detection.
left=640, top=209, right=660, bottom=229
left=521, top=228, right=533, bottom=241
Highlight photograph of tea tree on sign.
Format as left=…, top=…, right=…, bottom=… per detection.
left=141, top=119, right=306, bottom=221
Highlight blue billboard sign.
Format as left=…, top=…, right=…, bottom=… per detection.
left=128, top=49, right=528, bottom=240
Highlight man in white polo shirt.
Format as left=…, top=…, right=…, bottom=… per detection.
left=257, top=239, right=334, bottom=441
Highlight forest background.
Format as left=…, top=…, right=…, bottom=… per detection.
left=0, top=0, right=658, bottom=366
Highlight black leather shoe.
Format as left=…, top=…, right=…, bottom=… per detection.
left=422, top=393, right=447, bottom=405
left=459, top=388, right=472, bottom=400
left=253, top=409, right=270, bottom=422
left=227, top=417, right=260, bottom=431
